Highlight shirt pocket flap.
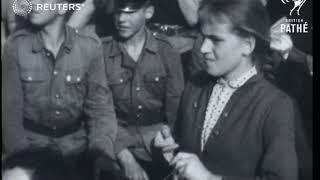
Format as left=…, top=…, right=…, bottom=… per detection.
left=65, top=69, right=86, bottom=84
left=21, top=71, right=48, bottom=82
left=144, top=72, right=167, bottom=83
left=109, top=71, right=132, bottom=85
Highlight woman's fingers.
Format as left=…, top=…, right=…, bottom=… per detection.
left=170, top=152, right=193, bottom=166
left=162, top=143, right=179, bottom=153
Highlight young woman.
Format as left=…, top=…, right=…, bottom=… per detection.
left=154, top=0, right=298, bottom=179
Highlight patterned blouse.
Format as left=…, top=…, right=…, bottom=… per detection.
left=201, top=66, right=258, bottom=151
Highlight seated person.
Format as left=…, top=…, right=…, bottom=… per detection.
left=154, top=0, right=298, bottom=179
left=96, top=0, right=184, bottom=180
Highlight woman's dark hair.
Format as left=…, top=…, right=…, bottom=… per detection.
left=199, top=0, right=271, bottom=56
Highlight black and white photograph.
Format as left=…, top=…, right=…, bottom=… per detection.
left=1, top=0, right=313, bottom=180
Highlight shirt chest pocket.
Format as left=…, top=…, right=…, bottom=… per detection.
left=108, top=71, right=132, bottom=100
left=21, top=71, right=49, bottom=94
left=143, top=72, right=167, bottom=99
left=64, top=69, right=87, bottom=97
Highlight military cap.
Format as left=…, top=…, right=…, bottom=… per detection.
left=115, top=0, right=152, bottom=13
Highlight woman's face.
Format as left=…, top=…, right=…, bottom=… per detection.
left=200, top=14, right=251, bottom=79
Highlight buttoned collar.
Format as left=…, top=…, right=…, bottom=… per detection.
left=217, top=66, right=258, bottom=89
left=32, top=25, right=75, bottom=53
left=144, top=28, right=158, bottom=54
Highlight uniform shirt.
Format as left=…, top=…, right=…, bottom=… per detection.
left=201, top=66, right=257, bottom=151
left=2, top=25, right=117, bottom=158
left=102, top=29, right=184, bottom=158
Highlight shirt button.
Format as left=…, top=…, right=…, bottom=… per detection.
left=138, top=105, right=143, bottom=110
left=27, top=76, right=33, bottom=81
left=66, top=75, right=71, bottom=82
left=46, top=52, right=51, bottom=57
left=55, top=111, right=60, bottom=115
left=154, top=77, right=160, bottom=82
left=213, top=130, right=220, bottom=136
left=76, top=77, right=81, bottom=82
left=119, top=78, right=124, bottom=83
left=55, top=94, right=60, bottom=98
left=53, top=70, right=58, bottom=75
left=136, top=86, right=141, bottom=91
left=193, top=102, right=198, bottom=108
left=223, top=112, right=228, bottom=117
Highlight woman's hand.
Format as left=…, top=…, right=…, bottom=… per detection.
left=270, top=17, right=293, bottom=60
left=153, top=125, right=179, bottom=162
left=170, top=152, right=222, bottom=180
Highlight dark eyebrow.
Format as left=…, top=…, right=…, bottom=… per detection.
left=115, top=10, right=137, bottom=14
left=204, top=34, right=224, bottom=41
left=200, top=30, right=223, bottom=40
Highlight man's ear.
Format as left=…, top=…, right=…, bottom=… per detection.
left=145, top=6, right=154, bottom=20
left=242, top=36, right=256, bottom=56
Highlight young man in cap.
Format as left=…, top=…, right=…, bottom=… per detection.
left=99, top=0, right=184, bottom=179
left=2, top=0, right=117, bottom=177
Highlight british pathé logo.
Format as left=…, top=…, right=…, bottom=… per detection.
left=12, top=0, right=32, bottom=17
left=279, top=0, right=310, bottom=34
left=281, top=0, right=307, bottom=16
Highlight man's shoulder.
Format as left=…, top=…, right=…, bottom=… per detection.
left=6, top=29, right=33, bottom=45
left=72, top=27, right=102, bottom=47
left=151, top=32, right=174, bottom=48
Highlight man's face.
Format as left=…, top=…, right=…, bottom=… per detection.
left=200, top=13, right=248, bottom=78
left=114, top=6, right=152, bottom=39
left=28, top=0, right=63, bottom=26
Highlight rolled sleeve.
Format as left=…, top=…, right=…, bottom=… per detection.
left=2, top=41, right=27, bottom=154
left=85, top=45, right=117, bottom=159
left=164, top=47, right=185, bottom=129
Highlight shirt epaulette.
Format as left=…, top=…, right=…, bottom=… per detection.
left=152, top=32, right=174, bottom=48
left=6, top=29, right=31, bottom=43
left=73, top=28, right=101, bottom=45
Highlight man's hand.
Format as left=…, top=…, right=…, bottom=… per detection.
left=2, top=167, right=33, bottom=180
left=117, top=149, right=149, bottom=180
left=154, top=125, right=179, bottom=162
left=170, top=152, right=222, bottom=180
left=270, top=17, right=293, bottom=60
